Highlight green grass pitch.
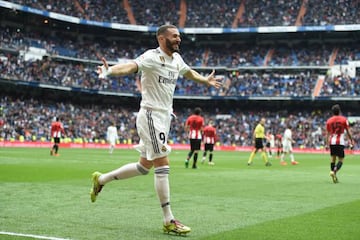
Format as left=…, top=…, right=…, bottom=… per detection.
left=0, top=147, right=359, bottom=240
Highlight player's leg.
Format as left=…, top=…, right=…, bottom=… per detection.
left=90, top=159, right=150, bottom=202
left=53, top=138, right=60, bottom=156
left=329, top=155, right=338, bottom=183
left=153, top=157, right=191, bottom=234
left=261, top=148, right=271, bottom=166
left=334, top=145, right=345, bottom=173
left=329, top=145, right=339, bottom=183
left=289, top=147, right=298, bottom=165
left=202, top=146, right=207, bottom=164
left=201, top=152, right=206, bottom=164
left=248, top=148, right=257, bottom=165
left=192, top=141, right=201, bottom=169
left=185, top=148, right=193, bottom=168
left=109, top=139, right=115, bottom=154
left=280, top=144, right=288, bottom=165
left=208, top=149, right=214, bottom=165
left=152, top=157, right=174, bottom=225
left=266, top=142, right=271, bottom=157
left=50, top=142, right=55, bottom=156
left=248, top=139, right=261, bottom=165
left=331, top=145, right=345, bottom=183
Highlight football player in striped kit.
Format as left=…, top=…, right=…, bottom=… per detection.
left=50, top=117, right=65, bottom=156
left=325, top=104, right=354, bottom=183
left=202, top=120, right=216, bottom=165
left=184, top=107, right=204, bottom=169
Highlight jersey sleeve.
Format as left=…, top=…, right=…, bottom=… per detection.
left=134, top=50, right=153, bottom=72
left=174, top=53, right=191, bottom=75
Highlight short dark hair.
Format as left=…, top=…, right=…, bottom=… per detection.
left=332, top=104, right=341, bottom=115
left=194, top=107, right=202, bottom=115
left=156, top=24, right=177, bottom=37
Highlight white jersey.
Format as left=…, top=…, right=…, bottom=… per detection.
left=282, top=128, right=293, bottom=152
left=268, top=134, right=275, bottom=148
left=107, top=125, right=118, bottom=144
left=134, top=47, right=190, bottom=112
left=282, top=129, right=292, bottom=145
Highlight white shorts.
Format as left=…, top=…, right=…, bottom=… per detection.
left=134, top=108, right=172, bottom=160
left=108, top=138, right=116, bottom=145
left=282, top=141, right=293, bottom=153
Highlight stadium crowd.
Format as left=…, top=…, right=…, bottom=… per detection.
left=1, top=25, right=360, bottom=97
left=9, top=0, right=360, bottom=27
left=1, top=1, right=359, bottom=150
left=1, top=96, right=359, bottom=149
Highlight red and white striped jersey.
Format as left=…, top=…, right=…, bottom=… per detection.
left=203, top=125, right=216, bottom=144
left=51, top=121, right=65, bottom=138
left=326, top=115, right=349, bottom=145
left=185, top=114, right=204, bottom=140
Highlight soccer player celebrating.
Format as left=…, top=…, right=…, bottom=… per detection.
left=184, top=107, right=204, bottom=169
left=50, top=117, right=65, bottom=156
left=325, top=104, right=354, bottom=183
left=247, top=117, right=272, bottom=166
left=90, top=24, right=223, bottom=235
left=202, top=120, right=216, bottom=165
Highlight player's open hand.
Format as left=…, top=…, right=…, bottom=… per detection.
left=97, top=57, right=111, bottom=79
left=207, top=70, right=223, bottom=89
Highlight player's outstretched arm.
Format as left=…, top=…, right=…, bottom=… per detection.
left=97, top=57, right=138, bottom=78
left=184, top=69, right=223, bottom=88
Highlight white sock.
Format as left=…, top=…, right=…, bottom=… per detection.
left=98, top=162, right=148, bottom=185
left=154, top=166, right=174, bottom=224
left=290, top=154, right=295, bottom=161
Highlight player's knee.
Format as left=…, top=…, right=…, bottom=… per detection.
left=136, top=163, right=149, bottom=175
left=154, top=166, right=170, bottom=175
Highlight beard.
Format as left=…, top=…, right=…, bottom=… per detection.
left=165, top=38, right=180, bottom=53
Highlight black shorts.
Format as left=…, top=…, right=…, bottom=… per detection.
left=204, top=143, right=214, bottom=151
left=255, top=138, right=264, bottom=149
left=53, top=137, right=60, bottom=144
left=190, top=139, right=201, bottom=151
left=330, top=145, right=345, bottom=158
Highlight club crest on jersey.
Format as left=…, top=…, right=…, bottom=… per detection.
left=159, top=56, right=165, bottom=66
left=161, top=145, right=167, bottom=152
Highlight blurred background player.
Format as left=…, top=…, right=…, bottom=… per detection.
left=202, top=120, right=216, bottom=165
left=275, top=133, right=283, bottom=158
left=247, top=118, right=272, bottom=166
left=106, top=121, right=119, bottom=154
left=280, top=125, right=299, bottom=165
left=184, top=107, right=204, bottom=169
left=50, top=117, right=65, bottom=156
left=325, top=104, right=354, bottom=183
left=266, top=131, right=275, bottom=158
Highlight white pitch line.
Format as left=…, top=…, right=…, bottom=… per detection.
left=0, top=231, right=73, bottom=240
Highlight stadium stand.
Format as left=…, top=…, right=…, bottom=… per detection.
left=0, top=0, right=359, bottom=149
